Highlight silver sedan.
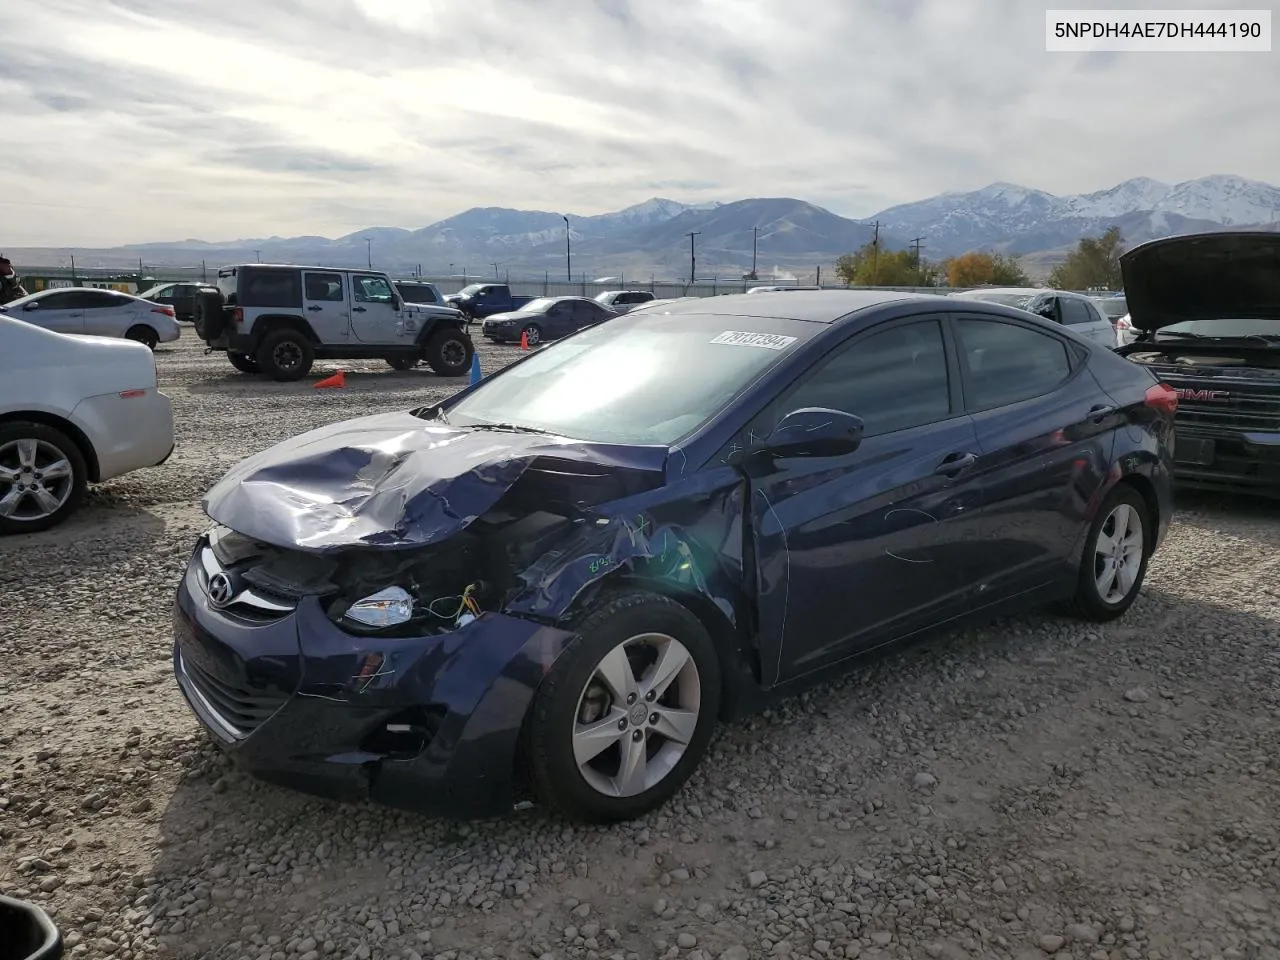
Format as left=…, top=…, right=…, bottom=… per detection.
left=0, top=286, right=181, bottom=350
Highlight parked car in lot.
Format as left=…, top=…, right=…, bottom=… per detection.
left=173, top=290, right=1174, bottom=823
left=748, top=285, right=822, bottom=293
left=625, top=297, right=698, bottom=313
left=0, top=287, right=181, bottom=350
left=444, top=283, right=534, bottom=320
left=950, top=287, right=1117, bottom=349
left=480, top=296, right=617, bottom=345
left=138, top=281, right=217, bottom=322
left=393, top=279, right=449, bottom=306
left=595, top=289, right=656, bottom=313
left=0, top=314, right=174, bottom=534
left=1117, top=231, right=1280, bottom=497
left=194, top=264, right=474, bottom=380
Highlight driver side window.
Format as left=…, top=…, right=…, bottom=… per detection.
left=353, top=275, right=393, bottom=303
left=774, top=319, right=953, bottom=438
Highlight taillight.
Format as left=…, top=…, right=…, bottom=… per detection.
left=1144, top=382, right=1178, bottom=416
left=233, top=307, right=244, bottom=326
left=119, top=389, right=146, bottom=399
left=151, top=305, right=175, bottom=317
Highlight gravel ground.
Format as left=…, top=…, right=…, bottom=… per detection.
left=2, top=332, right=1279, bottom=960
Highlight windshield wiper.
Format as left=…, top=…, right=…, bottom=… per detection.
left=467, top=422, right=551, bottom=435
left=1157, top=330, right=1206, bottom=339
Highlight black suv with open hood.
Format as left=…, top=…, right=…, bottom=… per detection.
left=1118, top=231, right=1280, bottom=495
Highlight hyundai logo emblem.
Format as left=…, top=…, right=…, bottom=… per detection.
left=207, top=572, right=235, bottom=608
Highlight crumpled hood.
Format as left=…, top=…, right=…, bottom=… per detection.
left=202, top=410, right=669, bottom=552
left=1121, top=231, right=1280, bottom=330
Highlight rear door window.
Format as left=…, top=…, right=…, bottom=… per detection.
left=240, top=269, right=301, bottom=307
left=956, top=318, right=1073, bottom=410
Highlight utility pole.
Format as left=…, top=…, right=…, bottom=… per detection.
left=364, top=238, right=372, bottom=269
left=254, top=249, right=261, bottom=263
left=70, top=253, right=77, bottom=283
left=870, top=221, right=881, bottom=286
left=138, top=257, right=144, bottom=276
left=687, top=231, right=700, bottom=285
left=201, top=259, right=206, bottom=281
left=563, top=215, right=571, bottom=282
left=492, top=262, right=500, bottom=279
left=909, top=237, right=925, bottom=268
left=751, top=226, right=759, bottom=279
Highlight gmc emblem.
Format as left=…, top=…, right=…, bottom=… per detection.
left=1174, top=388, right=1230, bottom=402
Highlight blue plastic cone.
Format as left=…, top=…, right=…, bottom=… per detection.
left=469, top=352, right=482, bottom=385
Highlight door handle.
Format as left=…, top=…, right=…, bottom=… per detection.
left=307, top=305, right=322, bottom=312
left=934, top=452, right=977, bottom=477
left=353, top=306, right=367, bottom=313
left=1088, top=404, right=1117, bottom=422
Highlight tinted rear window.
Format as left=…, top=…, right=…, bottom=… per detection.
left=240, top=269, right=301, bottom=308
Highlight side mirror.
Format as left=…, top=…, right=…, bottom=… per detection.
left=0, top=894, right=62, bottom=960
left=761, top=407, right=865, bottom=458
left=22, top=301, right=39, bottom=311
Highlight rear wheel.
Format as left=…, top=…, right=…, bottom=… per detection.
left=125, top=325, right=159, bottom=350
left=0, top=422, right=88, bottom=535
left=527, top=591, right=720, bottom=823
left=423, top=328, right=474, bottom=376
left=255, top=329, right=315, bottom=382
left=1069, top=483, right=1151, bottom=621
left=227, top=352, right=259, bottom=374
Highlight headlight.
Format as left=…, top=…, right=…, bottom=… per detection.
left=343, top=587, right=414, bottom=628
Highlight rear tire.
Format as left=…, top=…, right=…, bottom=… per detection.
left=227, top=352, right=259, bottom=374
left=423, top=328, right=474, bottom=377
left=1069, top=483, right=1151, bottom=621
left=527, top=591, right=721, bottom=823
left=255, top=329, right=315, bottom=382
left=125, top=325, right=159, bottom=350
left=0, top=422, right=88, bottom=535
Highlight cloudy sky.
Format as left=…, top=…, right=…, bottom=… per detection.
left=4, top=0, right=1277, bottom=245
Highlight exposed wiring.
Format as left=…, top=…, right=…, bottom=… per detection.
left=426, top=583, right=483, bottom=620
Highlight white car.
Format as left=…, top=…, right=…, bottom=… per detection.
left=0, top=286, right=182, bottom=350
left=0, top=315, right=174, bottom=534
left=594, top=290, right=656, bottom=313
left=949, top=287, right=1117, bottom=349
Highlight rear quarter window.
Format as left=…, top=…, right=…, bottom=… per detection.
left=239, top=269, right=301, bottom=308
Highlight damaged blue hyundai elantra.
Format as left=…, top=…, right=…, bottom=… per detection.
left=173, top=290, right=1176, bottom=823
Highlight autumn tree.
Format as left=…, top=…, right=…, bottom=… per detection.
left=1047, top=227, right=1125, bottom=290
left=943, top=251, right=1029, bottom=287
left=835, top=241, right=938, bottom=286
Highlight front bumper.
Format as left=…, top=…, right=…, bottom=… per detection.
left=480, top=322, right=518, bottom=342
left=1173, top=427, right=1280, bottom=496
left=171, top=543, right=576, bottom=818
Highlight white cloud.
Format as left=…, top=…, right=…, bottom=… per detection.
left=2, top=0, right=1276, bottom=245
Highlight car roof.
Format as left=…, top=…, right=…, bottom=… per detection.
left=632, top=290, right=936, bottom=323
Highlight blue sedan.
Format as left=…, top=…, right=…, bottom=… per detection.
left=172, top=291, right=1176, bottom=823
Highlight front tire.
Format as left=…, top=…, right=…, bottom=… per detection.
left=423, top=328, right=474, bottom=376
left=227, top=352, right=259, bottom=374
left=527, top=591, right=721, bottom=823
left=255, top=329, right=315, bottom=382
left=521, top=323, right=543, bottom=347
left=1070, top=483, right=1151, bottom=621
left=0, top=422, right=88, bottom=535
left=125, top=324, right=159, bottom=350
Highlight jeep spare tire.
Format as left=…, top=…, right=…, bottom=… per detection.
left=255, top=329, right=315, bottom=381
left=424, top=328, right=474, bottom=377
left=192, top=289, right=227, bottom=340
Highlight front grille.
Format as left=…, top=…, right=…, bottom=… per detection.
left=195, top=545, right=298, bottom=622
left=1161, top=373, right=1280, bottom=432
left=179, top=649, right=289, bottom=740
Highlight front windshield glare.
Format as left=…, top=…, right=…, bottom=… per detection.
left=445, top=314, right=804, bottom=444
left=522, top=298, right=555, bottom=312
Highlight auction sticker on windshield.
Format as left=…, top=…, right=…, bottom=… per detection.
left=710, top=331, right=798, bottom=350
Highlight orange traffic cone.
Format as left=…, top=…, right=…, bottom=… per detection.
left=314, top=370, right=346, bottom=389
left=519, top=330, right=529, bottom=350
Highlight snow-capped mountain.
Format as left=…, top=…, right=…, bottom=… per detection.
left=871, top=174, right=1280, bottom=256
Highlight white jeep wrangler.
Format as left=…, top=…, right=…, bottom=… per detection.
left=194, top=264, right=474, bottom=381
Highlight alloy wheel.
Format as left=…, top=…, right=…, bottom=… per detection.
left=523, top=325, right=542, bottom=346
left=1093, top=502, right=1144, bottom=604
left=0, top=438, right=75, bottom=522
left=572, top=633, right=701, bottom=798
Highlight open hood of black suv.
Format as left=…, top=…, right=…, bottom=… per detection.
left=1121, top=231, right=1280, bottom=331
